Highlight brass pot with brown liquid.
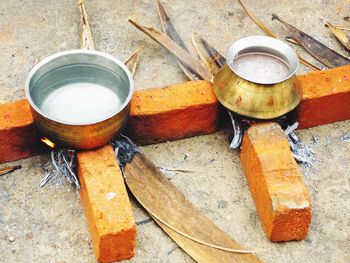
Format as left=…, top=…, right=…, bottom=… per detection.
left=214, top=36, right=301, bottom=120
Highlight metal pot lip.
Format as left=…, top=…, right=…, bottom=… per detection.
left=25, top=49, right=134, bottom=126
left=226, top=35, right=299, bottom=85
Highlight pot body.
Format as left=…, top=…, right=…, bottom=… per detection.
left=29, top=104, right=130, bottom=150
left=213, top=64, right=301, bottom=119
left=25, top=50, right=134, bottom=150
left=213, top=36, right=302, bottom=119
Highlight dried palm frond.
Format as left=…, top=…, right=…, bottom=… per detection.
left=191, top=34, right=225, bottom=75
left=78, top=0, right=94, bottom=50
left=272, top=14, right=350, bottom=68
left=157, top=0, right=200, bottom=80
left=237, top=0, right=320, bottom=71
left=326, top=22, right=350, bottom=52
left=124, top=45, right=144, bottom=76
left=129, top=19, right=212, bottom=80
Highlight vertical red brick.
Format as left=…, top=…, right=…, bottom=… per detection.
left=77, top=145, right=136, bottom=262
left=240, top=122, right=312, bottom=242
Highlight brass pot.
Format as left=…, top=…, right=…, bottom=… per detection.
left=213, top=36, right=301, bottom=119
left=25, top=50, right=134, bottom=150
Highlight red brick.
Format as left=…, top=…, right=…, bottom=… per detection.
left=127, top=80, right=219, bottom=144
left=0, top=99, right=43, bottom=163
left=2, top=68, right=350, bottom=164
left=240, top=122, right=312, bottom=242
left=297, top=65, right=350, bottom=129
left=77, top=145, right=136, bottom=262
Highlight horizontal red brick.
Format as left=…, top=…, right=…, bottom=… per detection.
left=297, top=65, right=350, bottom=129
left=0, top=99, right=43, bottom=163
left=77, top=145, right=136, bottom=262
left=1, top=65, right=350, bottom=164
left=240, top=122, right=312, bottom=242
left=126, top=80, right=219, bottom=144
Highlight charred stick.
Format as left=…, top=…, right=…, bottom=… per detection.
left=40, top=172, right=52, bottom=187
left=0, top=165, right=22, bottom=176
left=41, top=150, right=79, bottom=189
left=62, top=150, right=80, bottom=189
left=272, top=14, right=350, bottom=68
left=128, top=19, right=212, bottom=81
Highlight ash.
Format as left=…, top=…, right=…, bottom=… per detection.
left=284, top=122, right=316, bottom=167
left=40, top=150, right=80, bottom=189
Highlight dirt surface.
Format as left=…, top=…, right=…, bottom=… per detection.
left=0, top=0, right=349, bottom=262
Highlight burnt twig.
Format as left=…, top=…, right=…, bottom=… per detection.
left=40, top=150, right=80, bottom=189
left=0, top=165, right=22, bottom=177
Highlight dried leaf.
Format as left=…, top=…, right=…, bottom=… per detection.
left=113, top=136, right=265, bottom=259
left=272, top=14, right=350, bottom=68
left=238, top=0, right=320, bottom=71
left=78, top=0, right=94, bottom=50
left=157, top=0, right=188, bottom=51
left=129, top=19, right=212, bottom=81
left=238, top=0, right=276, bottom=38
left=157, top=0, right=200, bottom=80
left=124, top=45, right=143, bottom=77
left=326, top=22, right=350, bottom=53
left=329, top=24, right=350, bottom=31
left=192, top=34, right=225, bottom=75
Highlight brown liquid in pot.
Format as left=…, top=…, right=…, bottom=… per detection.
left=230, top=52, right=290, bottom=83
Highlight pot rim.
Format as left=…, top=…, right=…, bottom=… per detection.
left=25, top=49, right=134, bottom=126
left=226, top=36, right=299, bottom=85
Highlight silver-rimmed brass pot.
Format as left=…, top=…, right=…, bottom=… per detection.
left=213, top=36, right=301, bottom=119
left=25, top=50, right=134, bottom=150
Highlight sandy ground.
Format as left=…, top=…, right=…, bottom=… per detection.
left=0, top=0, right=349, bottom=262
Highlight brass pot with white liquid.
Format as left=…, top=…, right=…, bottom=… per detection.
left=25, top=50, right=134, bottom=150
left=213, top=36, right=301, bottom=119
